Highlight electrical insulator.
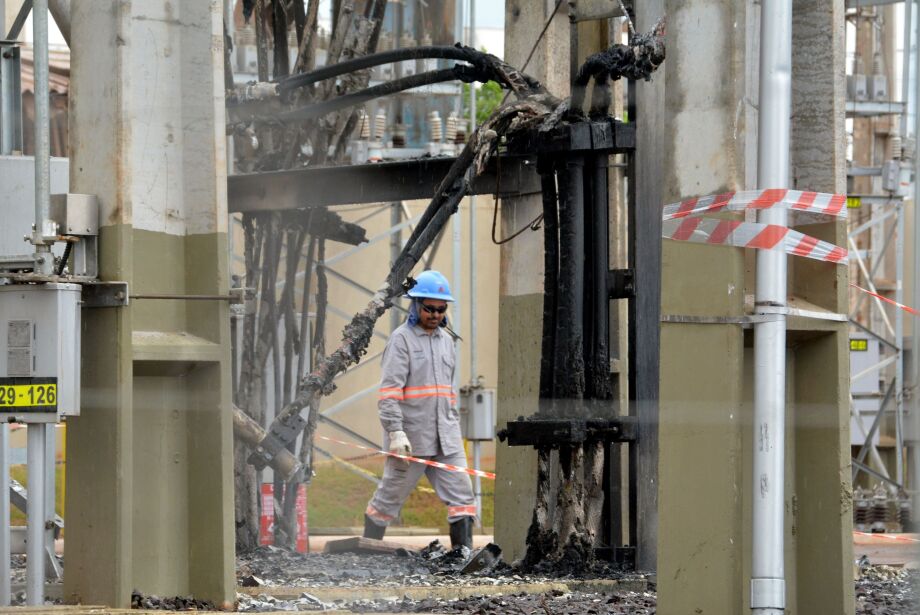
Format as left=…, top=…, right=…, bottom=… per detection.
left=445, top=112, right=458, bottom=143
left=890, top=132, right=902, bottom=160
left=429, top=111, right=443, bottom=143
left=374, top=110, right=387, bottom=141
left=359, top=111, right=370, bottom=140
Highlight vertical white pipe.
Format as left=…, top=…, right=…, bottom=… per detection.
left=895, top=204, right=905, bottom=485
left=43, top=424, right=54, bottom=573
left=751, top=1, right=791, bottom=613
left=32, top=0, right=52, bottom=274
left=912, top=0, right=920, bottom=519
left=26, top=425, right=45, bottom=605
left=468, top=0, right=477, bottom=384
left=391, top=203, right=403, bottom=333
left=468, top=0, right=480, bottom=528
left=0, top=425, right=10, bottom=606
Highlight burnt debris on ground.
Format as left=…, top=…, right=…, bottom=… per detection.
left=235, top=543, right=642, bottom=589
left=855, top=565, right=918, bottom=615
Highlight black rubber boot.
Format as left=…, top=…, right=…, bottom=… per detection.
left=449, top=516, right=473, bottom=550
left=363, top=514, right=386, bottom=540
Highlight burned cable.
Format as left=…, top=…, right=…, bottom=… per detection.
left=569, top=16, right=667, bottom=113
left=279, top=45, right=491, bottom=93
left=279, top=65, right=490, bottom=122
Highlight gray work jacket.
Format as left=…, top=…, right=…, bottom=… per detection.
left=377, top=321, right=461, bottom=456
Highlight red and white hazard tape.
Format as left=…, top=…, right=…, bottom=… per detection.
left=851, top=283, right=920, bottom=317
left=663, top=189, right=848, bottom=221
left=854, top=531, right=920, bottom=543
left=317, top=435, right=496, bottom=480
left=662, top=217, right=848, bottom=264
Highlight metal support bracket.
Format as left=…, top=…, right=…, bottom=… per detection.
left=498, top=417, right=637, bottom=447
left=608, top=268, right=635, bottom=299
left=248, top=411, right=308, bottom=471
left=80, top=282, right=129, bottom=308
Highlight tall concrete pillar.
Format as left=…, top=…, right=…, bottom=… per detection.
left=494, top=0, right=571, bottom=562
left=63, top=2, right=235, bottom=608
left=657, top=1, right=853, bottom=613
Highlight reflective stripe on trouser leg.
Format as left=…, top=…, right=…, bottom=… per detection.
left=426, top=451, right=475, bottom=523
left=366, top=455, right=427, bottom=527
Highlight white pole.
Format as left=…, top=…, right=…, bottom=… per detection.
left=31, top=0, right=52, bottom=275
left=26, top=425, right=45, bottom=605
left=0, top=425, right=10, bottom=606
left=468, top=0, right=481, bottom=527
left=751, top=1, right=791, bottom=614
left=912, top=0, right=920, bottom=520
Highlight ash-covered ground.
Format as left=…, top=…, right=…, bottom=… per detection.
left=236, top=541, right=640, bottom=589
left=855, top=565, right=918, bottom=615
left=5, top=544, right=917, bottom=613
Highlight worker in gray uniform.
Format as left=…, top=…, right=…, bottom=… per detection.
left=363, top=270, right=476, bottom=549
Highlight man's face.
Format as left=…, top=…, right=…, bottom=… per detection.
left=418, top=299, right=448, bottom=331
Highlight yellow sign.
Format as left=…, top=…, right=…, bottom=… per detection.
left=850, top=339, right=869, bottom=352
left=847, top=197, right=862, bottom=209
left=0, top=383, right=57, bottom=409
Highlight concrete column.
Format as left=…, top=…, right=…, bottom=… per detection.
left=494, top=0, right=571, bottom=562
left=64, top=2, right=235, bottom=608
left=789, top=1, right=854, bottom=613
left=656, top=1, right=749, bottom=611
left=658, top=1, right=853, bottom=614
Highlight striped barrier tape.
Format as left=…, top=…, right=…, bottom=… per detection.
left=663, top=189, right=848, bottom=221
left=662, top=217, right=848, bottom=264
left=853, top=531, right=920, bottom=543
left=317, top=435, right=496, bottom=480
left=851, top=283, right=920, bottom=317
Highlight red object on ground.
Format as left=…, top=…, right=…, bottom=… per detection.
left=259, top=484, right=274, bottom=546
left=259, top=483, right=309, bottom=552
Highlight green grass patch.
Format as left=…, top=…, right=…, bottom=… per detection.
left=307, top=456, right=494, bottom=531
left=9, top=463, right=66, bottom=526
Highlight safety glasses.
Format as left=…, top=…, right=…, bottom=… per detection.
left=420, top=304, right=448, bottom=315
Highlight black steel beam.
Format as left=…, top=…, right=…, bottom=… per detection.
left=629, top=0, right=665, bottom=573
left=498, top=417, right=638, bottom=447
left=227, top=156, right=540, bottom=213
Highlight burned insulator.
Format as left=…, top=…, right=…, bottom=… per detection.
left=853, top=488, right=871, bottom=529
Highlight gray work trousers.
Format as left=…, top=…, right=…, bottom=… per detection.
left=365, top=448, right=476, bottom=526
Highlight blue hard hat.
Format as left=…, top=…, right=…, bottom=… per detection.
left=407, top=270, right=454, bottom=302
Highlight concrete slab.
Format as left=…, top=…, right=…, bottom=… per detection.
left=853, top=532, right=920, bottom=566
left=238, top=577, right=648, bottom=603
left=307, top=533, right=493, bottom=552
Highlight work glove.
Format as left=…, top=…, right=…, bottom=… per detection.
left=388, top=430, right=412, bottom=466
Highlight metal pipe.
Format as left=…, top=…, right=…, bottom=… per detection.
left=895, top=203, right=905, bottom=485
left=43, top=424, right=54, bottom=578
left=591, top=152, right=611, bottom=400
left=539, top=167, right=559, bottom=399
left=469, top=0, right=478, bottom=386
left=47, top=0, right=69, bottom=45
left=553, top=156, right=586, bottom=400
left=912, top=0, right=920, bottom=520
left=751, top=1, right=791, bottom=613
left=901, top=0, right=913, bottom=143
left=391, top=203, right=403, bottom=333
left=468, top=0, right=480, bottom=528
left=25, top=424, right=45, bottom=605
left=0, top=425, right=10, bottom=606
left=32, top=0, right=52, bottom=274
